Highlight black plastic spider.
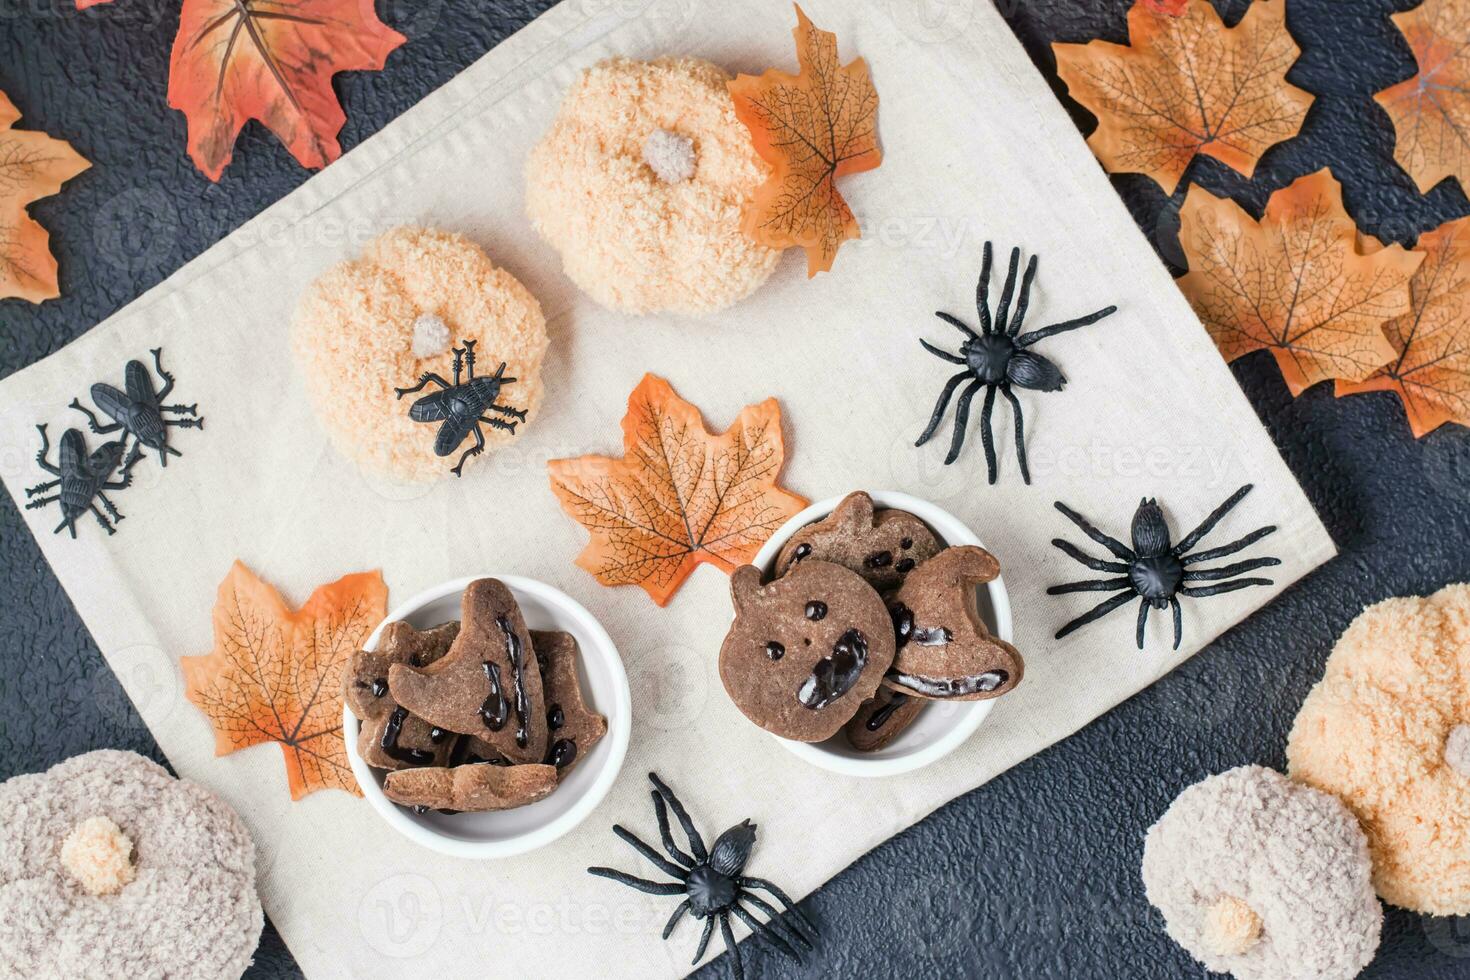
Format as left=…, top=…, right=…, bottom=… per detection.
left=588, top=772, right=817, bottom=979
left=1048, top=484, right=1280, bottom=649
left=915, top=242, right=1117, bottom=483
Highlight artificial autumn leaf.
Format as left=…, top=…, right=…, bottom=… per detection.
left=728, top=4, right=881, bottom=277
left=181, top=561, right=387, bottom=800
left=1374, top=0, right=1470, bottom=194
left=548, top=374, right=807, bottom=607
left=0, top=91, right=91, bottom=304
left=1177, top=168, right=1424, bottom=395
left=1053, top=0, right=1312, bottom=195
left=167, top=0, right=405, bottom=182
left=1142, top=0, right=1189, bottom=14
left=1337, top=216, right=1470, bottom=436
left=75, top=0, right=111, bottom=7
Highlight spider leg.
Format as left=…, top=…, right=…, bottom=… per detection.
left=612, top=825, right=690, bottom=879
left=1179, top=578, right=1273, bottom=598
left=1182, top=556, right=1281, bottom=581
left=732, top=901, right=803, bottom=963
left=934, top=311, right=978, bottom=340
left=1135, top=599, right=1149, bottom=649
left=740, top=892, right=815, bottom=950
left=1006, top=253, right=1038, bottom=336
left=1170, top=596, right=1183, bottom=650
left=1180, top=525, right=1277, bottom=564
left=394, top=373, right=450, bottom=398
left=999, top=385, right=1030, bottom=483
left=1172, top=484, right=1254, bottom=554
left=739, top=877, right=817, bottom=937
left=1053, top=501, right=1135, bottom=560
left=26, top=479, right=59, bottom=497
left=993, top=247, right=1021, bottom=332
left=915, top=371, right=970, bottom=447
left=651, top=791, right=696, bottom=867
left=719, top=911, right=743, bottom=980
left=1048, top=576, right=1133, bottom=594
left=1014, top=304, right=1118, bottom=346
left=1050, top=538, right=1129, bottom=573
left=976, top=240, right=994, bottom=334
left=692, top=916, right=716, bottom=964
left=649, top=773, right=707, bottom=861
left=662, top=899, right=691, bottom=940
left=920, top=338, right=966, bottom=364
left=1054, top=590, right=1136, bottom=639
left=944, top=380, right=984, bottom=467
left=585, top=867, right=685, bottom=895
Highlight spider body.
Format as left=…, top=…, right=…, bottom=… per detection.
left=1049, top=485, right=1280, bottom=650
left=394, top=339, right=528, bottom=476
left=588, top=773, right=816, bottom=979
left=70, top=347, right=203, bottom=467
left=25, top=425, right=141, bottom=537
left=915, top=241, right=1116, bottom=483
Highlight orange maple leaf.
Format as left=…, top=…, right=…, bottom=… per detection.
left=167, top=0, right=405, bottom=182
left=1375, top=0, right=1470, bottom=195
left=547, top=374, right=807, bottom=607
left=181, top=561, right=387, bottom=800
left=1053, top=0, right=1312, bottom=195
left=1337, top=216, right=1470, bottom=436
left=1177, top=168, right=1424, bottom=395
left=0, top=91, right=90, bottom=304
left=728, top=4, right=881, bottom=277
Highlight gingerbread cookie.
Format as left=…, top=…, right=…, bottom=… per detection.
left=719, top=561, right=895, bottom=742
left=882, top=546, right=1023, bottom=700
left=533, top=629, right=606, bottom=778
left=845, top=689, right=924, bottom=752
left=774, top=491, right=940, bottom=591
left=389, top=579, right=549, bottom=764
left=346, top=621, right=460, bottom=771
left=383, top=762, right=559, bottom=813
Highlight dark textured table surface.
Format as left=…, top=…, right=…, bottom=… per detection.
left=3, top=1, right=1469, bottom=977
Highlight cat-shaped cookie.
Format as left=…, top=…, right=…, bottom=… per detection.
left=773, top=491, right=940, bottom=591
left=720, top=561, right=895, bottom=741
left=883, top=546, right=1023, bottom=700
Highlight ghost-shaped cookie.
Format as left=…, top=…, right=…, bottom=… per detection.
left=532, top=629, right=606, bottom=779
left=719, top=561, right=895, bottom=742
left=345, top=621, right=460, bottom=770
left=389, top=578, right=549, bottom=764
left=882, top=546, right=1023, bottom=700
left=383, top=762, right=559, bottom=813
left=773, top=491, right=940, bottom=591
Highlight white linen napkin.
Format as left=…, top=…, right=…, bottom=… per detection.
left=0, top=1, right=1333, bottom=976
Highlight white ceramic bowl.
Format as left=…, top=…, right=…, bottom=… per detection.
left=749, top=490, right=1013, bottom=778
left=344, top=574, right=631, bottom=858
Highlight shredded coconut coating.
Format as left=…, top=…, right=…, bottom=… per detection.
left=1288, top=583, right=1470, bottom=915
left=291, top=226, right=547, bottom=483
left=60, top=815, right=135, bottom=896
left=1142, top=765, right=1381, bottom=980
left=525, top=57, right=779, bottom=315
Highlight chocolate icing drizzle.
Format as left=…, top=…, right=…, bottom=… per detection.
left=480, top=662, right=509, bottom=731
left=886, top=670, right=1008, bottom=698
left=370, top=677, right=388, bottom=698
left=805, top=600, right=827, bottom=621
left=548, top=703, right=565, bottom=730
left=497, top=616, right=532, bottom=749
left=865, top=693, right=911, bottom=732
left=381, top=706, right=435, bottom=765
left=797, top=628, right=869, bottom=710
left=548, top=738, right=577, bottom=769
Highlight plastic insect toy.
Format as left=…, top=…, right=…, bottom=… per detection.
left=70, top=347, right=204, bottom=467
left=915, top=242, right=1117, bottom=483
left=588, top=773, right=817, bottom=979
left=25, top=425, right=142, bottom=538
left=394, top=339, right=527, bottom=477
left=1048, top=484, right=1280, bottom=650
